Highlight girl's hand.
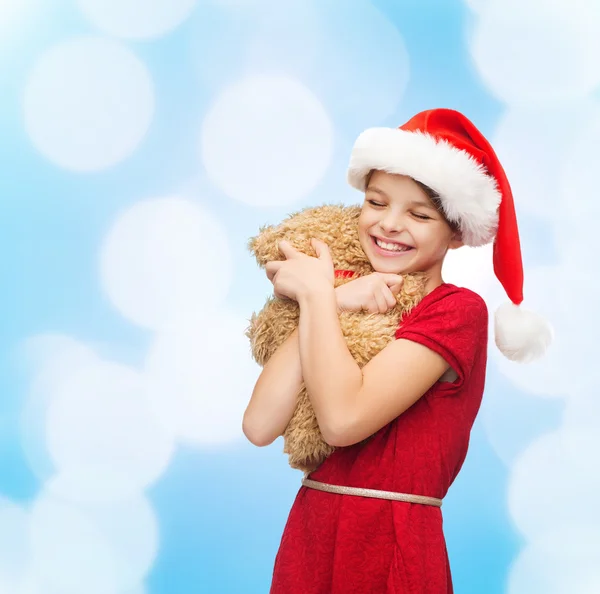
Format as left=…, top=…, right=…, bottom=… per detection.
left=335, top=273, right=404, bottom=314
left=265, top=238, right=334, bottom=302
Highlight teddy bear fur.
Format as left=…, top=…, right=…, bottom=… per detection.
left=246, top=204, right=428, bottom=473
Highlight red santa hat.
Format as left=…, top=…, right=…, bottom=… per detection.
left=347, top=108, right=553, bottom=363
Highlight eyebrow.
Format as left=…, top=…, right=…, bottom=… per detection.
left=366, top=186, right=437, bottom=211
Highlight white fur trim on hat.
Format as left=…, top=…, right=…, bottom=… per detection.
left=347, top=127, right=502, bottom=247
left=494, top=302, right=554, bottom=363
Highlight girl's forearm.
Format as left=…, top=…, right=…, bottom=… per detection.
left=297, top=286, right=363, bottom=443
left=243, top=328, right=303, bottom=447
left=243, top=290, right=353, bottom=447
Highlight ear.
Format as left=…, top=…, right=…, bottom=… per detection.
left=448, top=230, right=464, bottom=250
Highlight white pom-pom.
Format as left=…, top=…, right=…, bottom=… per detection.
left=494, top=302, right=553, bottom=363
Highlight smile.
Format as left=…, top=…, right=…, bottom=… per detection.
left=371, top=236, right=414, bottom=255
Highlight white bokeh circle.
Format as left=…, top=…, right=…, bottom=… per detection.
left=462, top=0, right=488, bottom=13
left=508, top=429, right=600, bottom=541
left=469, top=0, right=600, bottom=104
left=0, top=0, right=32, bottom=35
left=308, top=0, right=410, bottom=129
left=10, top=576, right=65, bottom=594
left=30, top=496, right=116, bottom=594
left=76, top=0, right=198, bottom=39
left=192, top=0, right=409, bottom=130
left=100, top=197, right=233, bottom=330
left=19, top=335, right=99, bottom=481
left=563, top=388, right=600, bottom=439
left=211, top=0, right=275, bottom=8
left=145, top=310, right=261, bottom=444
left=509, top=536, right=600, bottom=594
left=240, top=0, right=410, bottom=129
left=480, top=385, right=561, bottom=468
left=201, top=75, right=333, bottom=207
left=492, top=101, right=597, bottom=221
left=29, top=488, right=157, bottom=594
left=120, top=586, right=146, bottom=594
left=559, top=106, right=600, bottom=224
left=45, top=360, right=175, bottom=499
left=0, top=499, right=30, bottom=589
left=23, top=36, right=154, bottom=171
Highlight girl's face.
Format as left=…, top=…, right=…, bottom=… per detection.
left=358, top=170, right=463, bottom=287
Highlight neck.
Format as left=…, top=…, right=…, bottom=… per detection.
left=422, top=267, right=445, bottom=295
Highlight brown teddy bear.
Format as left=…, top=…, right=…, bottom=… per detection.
left=246, top=203, right=428, bottom=473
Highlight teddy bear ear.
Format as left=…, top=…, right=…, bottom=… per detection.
left=247, top=203, right=365, bottom=269
left=247, top=222, right=282, bottom=268
left=246, top=206, right=315, bottom=268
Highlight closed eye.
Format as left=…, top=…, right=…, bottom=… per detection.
left=367, top=199, right=385, bottom=207
left=413, top=213, right=432, bottom=220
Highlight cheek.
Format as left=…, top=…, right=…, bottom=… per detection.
left=414, top=225, right=451, bottom=254
left=357, top=213, right=373, bottom=249
left=357, top=212, right=370, bottom=234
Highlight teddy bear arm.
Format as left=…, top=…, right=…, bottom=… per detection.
left=283, top=387, right=335, bottom=472
left=246, top=297, right=300, bottom=366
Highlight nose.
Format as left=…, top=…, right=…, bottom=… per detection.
left=379, top=212, right=405, bottom=235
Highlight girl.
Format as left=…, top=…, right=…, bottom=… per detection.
left=242, top=109, right=552, bottom=593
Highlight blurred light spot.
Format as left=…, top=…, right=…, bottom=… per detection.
left=560, top=105, right=600, bottom=225
left=462, top=0, right=488, bottom=12
left=145, top=311, right=260, bottom=444
left=30, top=489, right=157, bottom=594
left=480, top=383, right=562, bottom=467
left=307, top=0, right=410, bottom=129
left=0, top=498, right=30, bottom=589
left=19, top=335, right=98, bottom=483
left=508, top=429, right=600, bottom=541
left=200, top=75, right=333, bottom=207
left=508, top=531, right=600, bottom=594
left=45, top=360, right=175, bottom=499
left=100, top=197, right=233, bottom=330
left=75, top=0, right=198, bottom=40
left=0, top=0, right=28, bottom=32
left=492, top=101, right=596, bottom=221
left=469, top=0, right=600, bottom=104
left=23, top=36, right=154, bottom=172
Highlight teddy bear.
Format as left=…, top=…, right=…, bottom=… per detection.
left=245, top=203, right=428, bottom=473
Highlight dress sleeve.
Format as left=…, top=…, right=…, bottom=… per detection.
left=395, top=288, right=488, bottom=388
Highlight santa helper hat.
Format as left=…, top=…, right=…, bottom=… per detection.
left=347, top=108, right=553, bottom=363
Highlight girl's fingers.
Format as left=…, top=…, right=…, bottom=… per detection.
left=382, top=286, right=397, bottom=310
left=374, top=290, right=389, bottom=314
left=388, top=282, right=403, bottom=295
left=380, top=273, right=404, bottom=292
left=311, top=238, right=334, bottom=268
left=265, top=261, right=281, bottom=281
left=278, top=240, right=298, bottom=258
left=363, top=294, right=377, bottom=314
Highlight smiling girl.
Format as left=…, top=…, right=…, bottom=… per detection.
left=243, top=108, right=552, bottom=593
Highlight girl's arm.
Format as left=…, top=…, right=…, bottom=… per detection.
left=297, top=286, right=450, bottom=448
left=242, top=329, right=303, bottom=447
left=242, top=275, right=401, bottom=447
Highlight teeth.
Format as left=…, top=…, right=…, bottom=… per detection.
left=375, top=238, right=410, bottom=252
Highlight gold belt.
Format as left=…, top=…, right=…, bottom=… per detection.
left=301, top=478, right=443, bottom=508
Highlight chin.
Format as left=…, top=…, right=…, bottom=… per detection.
left=369, top=258, right=410, bottom=275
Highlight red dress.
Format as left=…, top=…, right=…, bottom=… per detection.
left=270, top=283, right=489, bottom=594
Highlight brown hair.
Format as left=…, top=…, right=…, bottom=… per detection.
left=413, top=180, right=460, bottom=233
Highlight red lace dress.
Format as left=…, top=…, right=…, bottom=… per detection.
left=270, top=283, right=489, bottom=594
